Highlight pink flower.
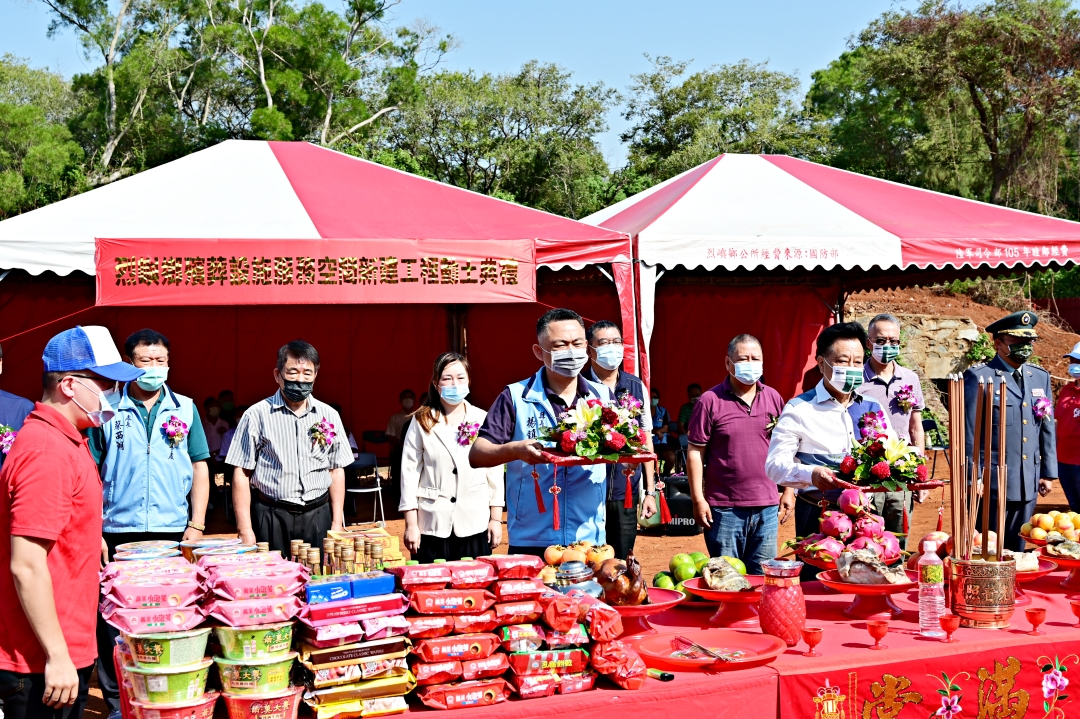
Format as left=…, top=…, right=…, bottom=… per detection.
left=0, top=427, right=15, bottom=456
left=1034, top=397, right=1053, bottom=421
left=1043, top=669, right=1069, bottom=699
left=935, top=695, right=961, bottom=719
left=871, top=461, right=892, bottom=480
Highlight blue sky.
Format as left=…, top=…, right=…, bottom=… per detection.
left=1, top=0, right=910, bottom=164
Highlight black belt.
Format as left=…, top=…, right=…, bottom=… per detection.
left=253, top=488, right=329, bottom=514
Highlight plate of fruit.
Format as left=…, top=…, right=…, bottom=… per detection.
left=1021, top=511, right=1080, bottom=547
left=653, top=552, right=746, bottom=609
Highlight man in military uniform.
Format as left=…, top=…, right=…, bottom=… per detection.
left=964, top=310, right=1057, bottom=552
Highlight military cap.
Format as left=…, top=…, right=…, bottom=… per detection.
left=985, top=310, right=1038, bottom=338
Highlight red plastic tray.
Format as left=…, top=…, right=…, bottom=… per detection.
left=1015, top=558, right=1058, bottom=607
left=633, top=629, right=786, bottom=672
left=1040, top=548, right=1080, bottom=590
left=861, top=481, right=944, bottom=493
left=610, top=587, right=684, bottom=639
left=538, top=450, right=657, bottom=466
left=816, top=569, right=918, bottom=620
left=681, top=576, right=763, bottom=628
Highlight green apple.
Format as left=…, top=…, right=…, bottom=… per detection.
left=669, top=553, right=694, bottom=574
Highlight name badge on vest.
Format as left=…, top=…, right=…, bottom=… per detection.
left=1032, top=388, right=1045, bottom=398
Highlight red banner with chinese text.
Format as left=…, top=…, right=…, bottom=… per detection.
left=95, top=238, right=536, bottom=306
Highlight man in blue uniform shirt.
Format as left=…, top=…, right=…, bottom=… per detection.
left=964, top=310, right=1057, bottom=552
left=0, top=342, right=34, bottom=470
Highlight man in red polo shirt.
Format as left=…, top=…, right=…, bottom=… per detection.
left=0, top=326, right=142, bottom=719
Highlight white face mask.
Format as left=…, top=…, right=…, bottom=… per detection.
left=546, top=347, right=589, bottom=378
left=871, top=344, right=900, bottom=364
left=593, top=344, right=624, bottom=371
left=72, top=378, right=116, bottom=427
left=823, top=360, right=864, bottom=394
left=731, top=360, right=763, bottom=385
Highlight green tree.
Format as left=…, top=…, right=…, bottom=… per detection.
left=622, top=56, right=828, bottom=184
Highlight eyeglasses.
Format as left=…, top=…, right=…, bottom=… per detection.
left=593, top=339, right=624, bottom=347
left=871, top=339, right=901, bottom=347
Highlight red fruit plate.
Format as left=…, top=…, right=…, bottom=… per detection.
left=611, top=587, right=684, bottom=639
left=633, top=629, right=786, bottom=672
left=1024, top=536, right=1048, bottom=548
left=1014, top=558, right=1058, bottom=607
left=797, top=554, right=838, bottom=572
left=1040, top=549, right=1080, bottom=591
left=681, top=576, right=763, bottom=628
left=816, top=569, right=918, bottom=620
left=538, top=450, right=657, bottom=466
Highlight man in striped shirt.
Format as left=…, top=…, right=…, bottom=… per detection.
left=226, top=341, right=354, bottom=554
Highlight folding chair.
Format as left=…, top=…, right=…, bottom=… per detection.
left=922, top=417, right=949, bottom=479
left=345, top=452, right=385, bottom=525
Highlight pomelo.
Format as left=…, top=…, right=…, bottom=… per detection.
left=669, top=553, right=695, bottom=574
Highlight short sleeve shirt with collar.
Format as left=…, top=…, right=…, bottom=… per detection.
left=0, top=404, right=102, bottom=673
left=479, top=371, right=606, bottom=445
left=688, top=378, right=786, bottom=507
left=225, top=391, right=354, bottom=504
left=858, top=362, right=925, bottom=442
left=87, top=389, right=210, bottom=464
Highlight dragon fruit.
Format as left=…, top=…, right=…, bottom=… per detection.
left=853, top=514, right=886, bottom=540
left=838, top=488, right=870, bottom=516
left=801, top=536, right=846, bottom=564
left=877, top=532, right=903, bottom=564
left=819, top=511, right=853, bottom=541
left=847, top=536, right=882, bottom=556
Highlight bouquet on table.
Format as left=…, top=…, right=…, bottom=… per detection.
left=837, top=411, right=929, bottom=492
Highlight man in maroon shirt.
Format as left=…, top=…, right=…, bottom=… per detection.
left=687, top=334, right=794, bottom=574
left=0, top=326, right=141, bottom=719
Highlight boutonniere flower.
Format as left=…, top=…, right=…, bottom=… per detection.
left=894, top=384, right=918, bottom=413
left=0, top=425, right=17, bottom=455
left=1034, top=397, right=1052, bottom=421
left=161, top=417, right=188, bottom=459
left=765, top=413, right=779, bottom=440
left=310, top=418, right=336, bottom=449
left=457, top=421, right=480, bottom=447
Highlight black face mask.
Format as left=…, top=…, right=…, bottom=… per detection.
left=281, top=380, right=313, bottom=402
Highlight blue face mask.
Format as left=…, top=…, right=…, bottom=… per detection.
left=594, top=344, right=624, bottom=371
left=732, top=361, right=763, bottom=385
left=1069, top=365, right=1080, bottom=378
left=440, top=384, right=469, bottom=405
left=135, top=366, right=169, bottom=391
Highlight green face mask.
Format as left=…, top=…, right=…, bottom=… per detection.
left=824, top=361, right=864, bottom=394
left=134, top=366, right=169, bottom=391
left=1008, top=342, right=1034, bottom=363
left=872, top=344, right=899, bottom=364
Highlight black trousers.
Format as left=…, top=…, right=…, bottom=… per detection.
left=0, top=665, right=93, bottom=719
left=96, top=531, right=184, bottom=715
left=415, top=531, right=491, bottom=563
left=251, top=494, right=332, bottom=556
left=606, top=500, right=639, bottom=559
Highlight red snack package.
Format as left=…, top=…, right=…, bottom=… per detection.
left=411, top=660, right=462, bottom=686
left=590, top=641, right=647, bottom=690
left=409, top=589, right=495, bottom=615
left=406, top=615, right=455, bottom=639
left=538, top=592, right=579, bottom=633
left=566, top=590, right=623, bottom=641
left=509, top=673, right=559, bottom=700
left=461, top=652, right=509, bottom=680
left=386, top=563, right=451, bottom=592
left=493, top=600, right=541, bottom=625
left=479, top=554, right=546, bottom=580
left=412, top=633, right=500, bottom=663
left=498, top=624, right=545, bottom=653
left=444, top=560, right=497, bottom=589
left=558, top=671, right=598, bottom=694
left=507, top=649, right=589, bottom=676
left=546, top=623, right=589, bottom=648
left=453, top=611, right=500, bottom=635
left=416, top=679, right=511, bottom=710
left=492, top=579, right=547, bottom=603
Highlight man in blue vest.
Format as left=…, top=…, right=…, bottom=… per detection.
left=88, top=328, right=211, bottom=719
left=0, top=342, right=34, bottom=471
left=470, top=308, right=612, bottom=555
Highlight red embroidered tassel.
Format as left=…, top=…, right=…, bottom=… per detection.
left=532, top=469, right=546, bottom=514
left=550, top=468, right=561, bottom=531
left=936, top=486, right=945, bottom=532
left=902, top=502, right=909, bottom=535
left=656, top=481, right=672, bottom=524
left=623, top=467, right=634, bottom=509
left=552, top=490, right=561, bottom=531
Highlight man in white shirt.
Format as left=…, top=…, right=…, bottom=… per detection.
left=765, top=322, right=886, bottom=578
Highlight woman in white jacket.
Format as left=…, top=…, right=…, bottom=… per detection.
left=399, top=352, right=505, bottom=562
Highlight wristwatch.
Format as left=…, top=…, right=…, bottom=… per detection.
left=645, top=489, right=657, bottom=497
left=187, top=521, right=206, bottom=531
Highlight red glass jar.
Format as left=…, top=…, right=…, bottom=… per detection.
left=759, top=559, right=806, bottom=647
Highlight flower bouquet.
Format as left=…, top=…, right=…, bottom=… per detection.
left=837, top=411, right=941, bottom=492
left=0, top=425, right=16, bottom=456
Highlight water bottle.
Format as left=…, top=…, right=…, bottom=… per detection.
left=918, top=539, right=946, bottom=637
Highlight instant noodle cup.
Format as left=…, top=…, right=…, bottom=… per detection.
left=180, top=538, right=242, bottom=562
left=412, top=660, right=462, bottom=686
left=461, top=652, right=510, bottom=681
left=115, top=550, right=181, bottom=561
left=411, top=633, right=499, bottom=663
left=451, top=611, right=500, bottom=635
left=116, top=540, right=181, bottom=553
left=126, top=659, right=213, bottom=704
left=407, top=589, right=495, bottom=615
left=221, top=685, right=303, bottom=719
left=213, top=653, right=296, bottom=696
left=404, top=616, right=454, bottom=639
left=124, top=628, right=211, bottom=668
left=214, top=622, right=294, bottom=660
left=129, top=690, right=219, bottom=719
left=416, top=678, right=511, bottom=711
left=479, top=554, right=545, bottom=580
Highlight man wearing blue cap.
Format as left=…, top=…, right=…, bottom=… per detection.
left=0, top=326, right=141, bottom=719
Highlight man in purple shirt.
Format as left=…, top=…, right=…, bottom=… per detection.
left=687, top=334, right=795, bottom=574
left=857, top=314, right=928, bottom=547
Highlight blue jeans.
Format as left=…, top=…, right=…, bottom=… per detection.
left=1060, top=463, right=1080, bottom=513
left=703, top=506, right=778, bottom=576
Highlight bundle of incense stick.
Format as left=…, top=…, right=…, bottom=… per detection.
left=948, top=374, right=1009, bottom=562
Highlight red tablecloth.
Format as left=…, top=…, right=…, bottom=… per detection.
left=412, top=570, right=1080, bottom=717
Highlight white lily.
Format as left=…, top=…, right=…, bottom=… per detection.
left=566, top=398, right=602, bottom=430
left=882, top=434, right=916, bottom=464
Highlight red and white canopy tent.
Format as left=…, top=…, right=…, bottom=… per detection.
left=583, top=153, right=1080, bottom=400
left=0, top=141, right=633, bottom=432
